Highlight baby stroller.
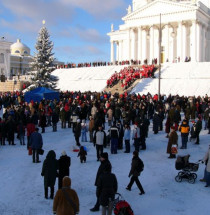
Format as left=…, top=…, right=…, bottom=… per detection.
left=175, top=155, right=199, bottom=184
left=113, top=193, right=134, bottom=215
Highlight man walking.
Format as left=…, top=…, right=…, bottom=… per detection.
left=93, top=125, right=106, bottom=161
left=30, top=128, right=43, bottom=163
left=126, top=151, right=145, bottom=195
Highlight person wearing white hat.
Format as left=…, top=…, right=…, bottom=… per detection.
left=58, top=151, right=71, bottom=189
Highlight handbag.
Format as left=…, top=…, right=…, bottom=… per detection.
left=62, top=188, right=77, bottom=214
left=38, top=148, right=44, bottom=155
left=171, top=144, right=178, bottom=155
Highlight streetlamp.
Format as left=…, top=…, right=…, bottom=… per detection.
left=147, top=13, right=175, bottom=101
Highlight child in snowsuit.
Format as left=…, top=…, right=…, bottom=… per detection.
left=78, top=146, right=87, bottom=163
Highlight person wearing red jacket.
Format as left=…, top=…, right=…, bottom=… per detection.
left=26, top=119, right=35, bottom=149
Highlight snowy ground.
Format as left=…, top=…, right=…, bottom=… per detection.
left=0, top=112, right=210, bottom=215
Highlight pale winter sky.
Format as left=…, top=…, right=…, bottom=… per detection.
left=0, top=0, right=131, bottom=64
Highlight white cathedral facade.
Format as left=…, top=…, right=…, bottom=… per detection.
left=107, top=0, right=210, bottom=63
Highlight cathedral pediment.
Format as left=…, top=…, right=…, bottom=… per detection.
left=123, top=0, right=197, bottom=21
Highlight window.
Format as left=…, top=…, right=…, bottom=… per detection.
left=15, top=50, right=20, bottom=54
left=0, top=53, right=4, bottom=63
left=24, top=50, right=28, bottom=54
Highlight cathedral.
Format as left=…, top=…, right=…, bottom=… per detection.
left=107, top=0, right=210, bottom=63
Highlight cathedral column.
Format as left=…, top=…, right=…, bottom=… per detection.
left=131, top=29, right=136, bottom=61
left=137, top=27, right=142, bottom=62
left=176, top=22, right=182, bottom=62
left=149, top=26, right=154, bottom=64
left=196, top=21, right=201, bottom=62
left=118, top=40, right=122, bottom=62
left=165, top=25, right=169, bottom=62
left=202, top=24, right=207, bottom=62
left=110, top=40, right=115, bottom=63
left=116, top=42, right=119, bottom=62
left=190, top=20, right=197, bottom=61
left=141, top=28, right=147, bottom=63
left=182, top=23, right=187, bottom=61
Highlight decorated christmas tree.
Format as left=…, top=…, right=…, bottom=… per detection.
left=30, top=21, right=57, bottom=89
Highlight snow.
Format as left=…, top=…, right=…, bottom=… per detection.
left=52, top=62, right=210, bottom=96
left=0, top=109, right=210, bottom=215
left=1, top=62, right=210, bottom=215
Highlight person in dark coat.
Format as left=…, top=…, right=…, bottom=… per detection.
left=30, top=127, right=43, bottom=163
left=165, top=116, right=171, bottom=138
left=74, top=119, right=81, bottom=146
left=58, top=151, right=71, bottom=189
left=96, top=163, right=118, bottom=215
left=0, top=118, right=6, bottom=145
left=90, top=152, right=111, bottom=212
left=77, top=146, right=87, bottom=163
left=17, top=120, right=25, bottom=145
left=126, top=150, right=145, bottom=195
left=5, top=115, right=16, bottom=145
left=195, top=116, right=202, bottom=144
left=39, top=111, right=47, bottom=133
left=41, top=150, right=58, bottom=199
left=52, top=110, right=59, bottom=132
left=153, top=111, right=160, bottom=134
left=167, top=126, right=178, bottom=158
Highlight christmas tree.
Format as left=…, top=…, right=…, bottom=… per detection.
left=30, top=21, right=57, bottom=89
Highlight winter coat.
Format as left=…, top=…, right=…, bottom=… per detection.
left=153, top=113, right=160, bottom=132
left=203, top=148, right=210, bottom=172
left=167, top=130, right=178, bottom=154
left=195, top=119, right=202, bottom=133
left=165, top=117, right=171, bottom=134
left=5, top=118, right=16, bottom=138
left=107, top=109, right=113, bottom=121
left=97, top=172, right=118, bottom=207
left=93, top=130, right=106, bottom=146
left=124, top=128, right=131, bottom=140
left=39, top=114, right=46, bottom=128
left=174, top=110, right=181, bottom=123
left=30, top=131, right=43, bottom=149
left=52, top=112, right=59, bottom=124
left=129, top=156, right=142, bottom=177
left=26, top=123, right=35, bottom=137
left=109, top=125, right=119, bottom=139
left=41, top=150, right=58, bottom=187
left=89, top=119, right=95, bottom=132
left=95, top=159, right=111, bottom=186
left=74, top=123, right=81, bottom=137
left=59, top=155, right=71, bottom=178
left=53, top=177, right=79, bottom=215
left=132, top=127, right=140, bottom=139
left=179, top=121, right=190, bottom=137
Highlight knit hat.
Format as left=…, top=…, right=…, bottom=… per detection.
left=61, top=150, right=67, bottom=156
left=100, top=152, right=108, bottom=160
left=62, top=176, right=71, bottom=187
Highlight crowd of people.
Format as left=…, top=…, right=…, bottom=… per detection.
left=0, top=90, right=210, bottom=214
left=106, top=65, right=156, bottom=89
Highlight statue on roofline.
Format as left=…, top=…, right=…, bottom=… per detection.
left=126, top=5, right=132, bottom=14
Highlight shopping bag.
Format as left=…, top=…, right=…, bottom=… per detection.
left=28, top=147, right=32, bottom=155
left=171, top=144, right=178, bottom=154
left=38, top=148, right=44, bottom=155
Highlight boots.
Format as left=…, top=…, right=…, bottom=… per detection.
left=45, top=187, right=48, bottom=199
left=50, top=186, right=54, bottom=199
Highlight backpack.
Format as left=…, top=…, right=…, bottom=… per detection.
left=114, top=200, right=134, bottom=215
left=136, top=158, right=144, bottom=173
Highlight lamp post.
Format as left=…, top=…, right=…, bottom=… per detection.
left=158, top=13, right=161, bottom=101
left=147, top=14, right=175, bottom=101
